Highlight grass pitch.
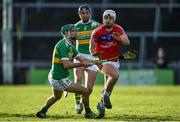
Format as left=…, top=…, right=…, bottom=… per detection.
left=0, top=85, right=180, bottom=121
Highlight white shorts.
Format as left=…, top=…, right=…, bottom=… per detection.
left=97, top=61, right=120, bottom=70
left=74, top=53, right=97, bottom=72
left=48, top=77, right=73, bottom=91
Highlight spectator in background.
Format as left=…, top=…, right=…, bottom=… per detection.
left=155, top=47, right=168, bottom=68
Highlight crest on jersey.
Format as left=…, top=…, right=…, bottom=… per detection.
left=100, top=34, right=113, bottom=41
left=68, top=52, right=73, bottom=57
left=92, top=22, right=97, bottom=28
left=68, top=51, right=74, bottom=61
left=68, top=47, right=74, bottom=61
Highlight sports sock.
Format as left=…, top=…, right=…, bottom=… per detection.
left=85, top=106, right=92, bottom=114
left=76, top=104, right=81, bottom=110
left=103, top=90, right=110, bottom=96
left=40, top=107, right=47, bottom=114
left=75, top=93, right=81, bottom=108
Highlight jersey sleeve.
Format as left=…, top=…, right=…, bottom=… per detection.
left=91, top=30, right=99, bottom=43
left=117, top=25, right=127, bottom=36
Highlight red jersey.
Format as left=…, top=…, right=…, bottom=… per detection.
left=92, top=24, right=126, bottom=60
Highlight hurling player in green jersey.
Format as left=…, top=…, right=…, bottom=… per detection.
left=73, top=5, right=100, bottom=114
left=36, top=24, right=98, bottom=119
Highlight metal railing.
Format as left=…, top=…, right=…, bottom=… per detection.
left=1, top=2, right=180, bottom=68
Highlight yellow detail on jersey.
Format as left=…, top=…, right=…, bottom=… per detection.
left=68, top=52, right=74, bottom=58
left=78, top=30, right=92, bottom=36
left=77, top=39, right=89, bottom=44
left=53, top=58, right=62, bottom=64
left=54, top=49, right=58, bottom=54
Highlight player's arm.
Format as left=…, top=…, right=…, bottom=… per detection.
left=75, top=55, right=91, bottom=62
left=62, top=59, right=90, bottom=69
left=62, top=51, right=93, bottom=68
left=89, top=39, right=97, bottom=56
left=89, top=30, right=99, bottom=57
left=62, top=58, right=80, bottom=69
left=90, top=39, right=103, bottom=60
left=120, top=34, right=130, bottom=46
left=112, top=32, right=130, bottom=46
left=59, top=47, right=90, bottom=69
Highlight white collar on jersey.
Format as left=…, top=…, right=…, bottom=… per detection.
left=80, top=19, right=91, bottom=25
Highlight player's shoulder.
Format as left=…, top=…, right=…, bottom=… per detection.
left=93, top=24, right=104, bottom=34
left=90, top=20, right=100, bottom=28
left=114, top=24, right=123, bottom=29
left=114, top=24, right=126, bottom=32
left=90, top=19, right=99, bottom=24
left=75, top=21, right=81, bottom=26
left=56, top=39, right=66, bottom=48
left=114, top=24, right=126, bottom=35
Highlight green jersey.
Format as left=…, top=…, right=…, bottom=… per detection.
left=49, top=39, right=78, bottom=80
left=75, top=19, right=99, bottom=54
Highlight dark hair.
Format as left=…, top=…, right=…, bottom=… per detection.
left=60, top=24, right=75, bottom=36
left=78, top=5, right=91, bottom=12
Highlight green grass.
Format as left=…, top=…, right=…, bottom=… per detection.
left=0, top=85, right=180, bottom=121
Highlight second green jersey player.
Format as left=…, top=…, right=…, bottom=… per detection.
left=73, top=5, right=100, bottom=114
left=75, top=18, right=99, bottom=54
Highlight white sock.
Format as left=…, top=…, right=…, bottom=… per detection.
left=103, top=90, right=109, bottom=96
left=76, top=104, right=80, bottom=110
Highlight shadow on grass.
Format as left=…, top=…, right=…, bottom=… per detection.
left=0, top=112, right=80, bottom=120
left=105, top=114, right=178, bottom=121
left=0, top=113, right=36, bottom=121
left=0, top=113, right=35, bottom=118
left=0, top=113, right=178, bottom=121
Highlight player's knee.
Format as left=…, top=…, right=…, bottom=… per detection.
left=112, top=73, right=119, bottom=81
left=82, top=88, right=90, bottom=97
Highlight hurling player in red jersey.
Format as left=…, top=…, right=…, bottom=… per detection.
left=90, top=9, right=130, bottom=118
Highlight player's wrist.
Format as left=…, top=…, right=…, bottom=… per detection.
left=77, top=62, right=83, bottom=67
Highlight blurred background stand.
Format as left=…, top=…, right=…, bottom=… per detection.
left=0, top=0, right=180, bottom=85
left=1, top=0, right=13, bottom=84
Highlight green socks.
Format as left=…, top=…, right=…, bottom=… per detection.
left=85, top=107, right=92, bottom=114
left=40, top=107, right=47, bottom=114
left=75, top=93, right=81, bottom=108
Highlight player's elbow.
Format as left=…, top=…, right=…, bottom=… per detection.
left=125, top=40, right=130, bottom=45
left=63, top=64, right=69, bottom=69
left=121, top=36, right=130, bottom=46
left=62, top=61, right=71, bottom=69
left=122, top=39, right=130, bottom=46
